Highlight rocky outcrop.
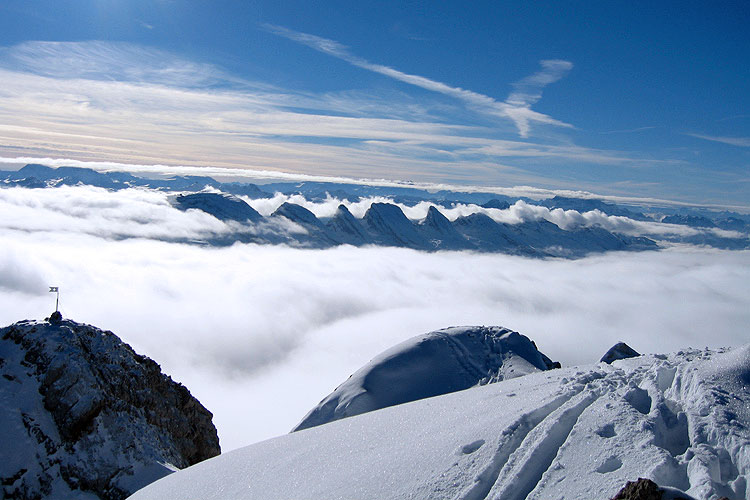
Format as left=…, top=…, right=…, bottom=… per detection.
left=610, top=478, right=699, bottom=500
left=601, top=342, right=641, bottom=364
left=611, top=478, right=663, bottom=500
left=0, top=316, right=220, bottom=499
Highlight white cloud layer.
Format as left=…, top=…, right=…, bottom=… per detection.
left=1, top=184, right=744, bottom=252
left=0, top=186, right=748, bottom=452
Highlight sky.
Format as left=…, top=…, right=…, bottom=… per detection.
left=0, top=1, right=748, bottom=206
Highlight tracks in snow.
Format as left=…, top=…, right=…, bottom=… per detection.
left=460, top=373, right=603, bottom=500
left=456, top=349, right=748, bottom=500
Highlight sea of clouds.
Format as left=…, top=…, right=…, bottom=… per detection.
left=1, top=185, right=749, bottom=451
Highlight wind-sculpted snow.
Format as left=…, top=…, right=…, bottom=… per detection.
left=293, top=326, right=560, bottom=431
left=129, top=344, right=750, bottom=500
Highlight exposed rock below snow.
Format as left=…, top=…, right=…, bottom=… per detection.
left=610, top=477, right=697, bottom=500
left=0, top=318, right=220, bottom=500
left=610, top=478, right=664, bottom=500
left=130, top=344, right=750, bottom=500
left=602, top=342, right=641, bottom=364
left=292, top=326, right=559, bottom=432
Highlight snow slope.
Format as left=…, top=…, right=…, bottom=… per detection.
left=129, top=344, right=750, bottom=500
left=293, top=326, right=559, bottom=431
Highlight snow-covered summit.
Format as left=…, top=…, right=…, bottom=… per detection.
left=0, top=317, right=220, bottom=499
left=130, top=344, right=750, bottom=500
left=293, top=326, right=560, bottom=432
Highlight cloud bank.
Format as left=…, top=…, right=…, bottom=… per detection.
left=1, top=186, right=748, bottom=452
left=3, top=185, right=743, bottom=247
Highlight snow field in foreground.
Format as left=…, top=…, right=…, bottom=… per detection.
left=130, top=345, right=750, bottom=500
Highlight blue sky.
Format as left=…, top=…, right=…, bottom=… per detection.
left=0, top=1, right=748, bottom=207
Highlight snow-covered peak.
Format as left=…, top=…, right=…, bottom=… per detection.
left=363, top=202, right=429, bottom=248
left=292, top=326, right=559, bottom=432
left=325, top=204, right=371, bottom=245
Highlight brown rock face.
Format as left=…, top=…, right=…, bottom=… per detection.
left=0, top=318, right=220, bottom=499
left=611, top=478, right=663, bottom=500
left=610, top=478, right=697, bottom=500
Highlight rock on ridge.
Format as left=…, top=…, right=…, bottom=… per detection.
left=0, top=317, right=220, bottom=499
left=292, top=326, right=559, bottom=432
left=601, top=342, right=641, bottom=364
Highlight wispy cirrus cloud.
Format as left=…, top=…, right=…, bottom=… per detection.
left=687, top=133, right=750, bottom=148
left=0, top=40, right=654, bottom=188
left=0, top=39, right=698, bottom=202
left=264, top=24, right=573, bottom=138
left=0, top=40, right=226, bottom=87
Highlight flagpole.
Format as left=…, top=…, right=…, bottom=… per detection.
left=49, top=286, right=59, bottom=313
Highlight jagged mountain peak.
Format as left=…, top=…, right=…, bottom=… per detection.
left=325, top=204, right=370, bottom=244
left=0, top=317, right=219, bottom=499
left=422, top=204, right=452, bottom=228
left=364, top=202, right=429, bottom=248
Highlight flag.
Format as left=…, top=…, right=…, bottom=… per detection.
left=49, top=287, right=58, bottom=292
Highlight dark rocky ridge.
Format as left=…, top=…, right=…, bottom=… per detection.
left=0, top=316, right=220, bottom=499
left=173, top=193, right=659, bottom=257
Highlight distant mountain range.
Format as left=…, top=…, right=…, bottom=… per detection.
left=170, top=193, right=659, bottom=257
left=3, top=164, right=749, bottom=255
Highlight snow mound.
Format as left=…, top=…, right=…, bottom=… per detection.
left=129, top=344, right=750, bottom=500
left=293, top=326, right=559, bottom=431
